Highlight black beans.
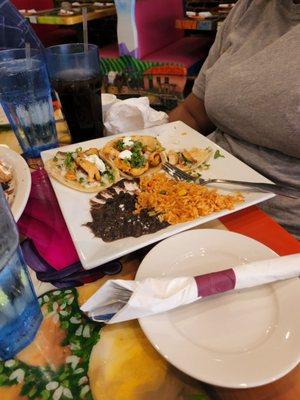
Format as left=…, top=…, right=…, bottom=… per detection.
left=86, top=184, right=169, bottom=242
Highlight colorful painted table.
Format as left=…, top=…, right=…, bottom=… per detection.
left=22, top=5, right=115, bottom=26
left=0, top=129, right=299, bottom=400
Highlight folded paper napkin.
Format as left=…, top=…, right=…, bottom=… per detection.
left=104, top=97, right=168, bottom=135
left=21, top=239, right=122, bottom=288
left=81, top=254, right=300, bottom=323
left=18, top=169, right=123, bottom=286
left=17, top=169, right=79, bottom=270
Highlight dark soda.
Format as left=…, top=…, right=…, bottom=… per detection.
left=51, top=70, right=104, bottom=143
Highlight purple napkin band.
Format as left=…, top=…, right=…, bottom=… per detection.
left=194, top=268, right=236, bottom=297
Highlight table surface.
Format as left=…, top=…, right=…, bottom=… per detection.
left=22, top=5, right=116, bottom=26
left=0, top=128, right=299, bottom=400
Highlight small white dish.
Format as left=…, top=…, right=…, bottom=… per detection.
left=198, top=11, right=213, bottom=18
left=186, top=11, right=196, bottom=17
left=0, top=147, right=31, bottom=221
left=137, top=230, right=300, bottom=388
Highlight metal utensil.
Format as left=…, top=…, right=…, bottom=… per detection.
left=162, top=162, right=300, bottom=199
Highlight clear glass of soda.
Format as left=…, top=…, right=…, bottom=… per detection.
left=0, top=49, right=59, bottom=159
left=46, top=43, right=104, bottom=143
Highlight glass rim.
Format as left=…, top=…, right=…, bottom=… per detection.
left=0, top=58, right=42, bottom=67
left=0, top=48, right=43, bottom=66
left=0, top=48, right=41, bottom=56
left=46, top=43, right=99, bottom=56
left=0, top=59, right=45, bottom=78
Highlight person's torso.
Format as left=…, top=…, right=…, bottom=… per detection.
left=204, top=0, right=300, bottom=159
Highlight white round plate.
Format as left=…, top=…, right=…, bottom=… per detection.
left=136, top=229, right=300, bottom=388
left=0, top=147, right=31, bottom=221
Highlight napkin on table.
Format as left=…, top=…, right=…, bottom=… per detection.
left=17, top=169, right=78, bottom=270
left=81, top=253, right=300, bottom=323
left=104, top=97, right=168, bottom=135
left=17, top=169, right=122, bottom=287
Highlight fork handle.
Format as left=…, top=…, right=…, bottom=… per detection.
left=207, top=179, right=300, bottom=199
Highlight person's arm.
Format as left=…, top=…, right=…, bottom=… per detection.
left=169, top=93, right=215, bottom=134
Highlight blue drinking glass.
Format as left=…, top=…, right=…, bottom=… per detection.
left=0, top=187, right=42, bottom=360
left=0, top=48, right=58, bottom=158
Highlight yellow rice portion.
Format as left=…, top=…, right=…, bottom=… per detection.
left=135, top=173, right=244, bottom=225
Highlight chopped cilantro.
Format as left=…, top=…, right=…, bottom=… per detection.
left=75, top=147, right=82, bottom=153
left=53, top=156, right=58, bottom=162
left=214, top=150, right=225, bottom=159
left=181, top=153, right=191, bottom=165
left=116, top=140, right=125, bottom=151
left=64, top=152, right=74, bottom=170
left=159, top=190, right=167, bottom=195
left=131, top=141, right=143, bottom=153
left=116, top=141, right=147, bottom=168
left=103, top=170, right=115, bottom=183
left=79, top=177, right=84, bottom=184
left=130, top=151, right=146, bottom=168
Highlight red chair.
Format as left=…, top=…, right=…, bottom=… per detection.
left=135, top=0, right=212, bottom=74
left=12, top=0, right=77, bottom=47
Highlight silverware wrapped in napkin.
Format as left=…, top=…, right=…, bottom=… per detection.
left=81, top=254, right=300, bottom=324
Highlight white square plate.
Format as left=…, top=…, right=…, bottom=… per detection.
left=41, top=121, right=274, bottom=269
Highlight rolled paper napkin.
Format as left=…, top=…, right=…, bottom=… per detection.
left=81, top=253, right=300, bottom=324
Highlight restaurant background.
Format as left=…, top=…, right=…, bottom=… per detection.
left=0, top=1, right=299, bottom=400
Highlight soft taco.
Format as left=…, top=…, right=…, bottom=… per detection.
left=44, top=147, right=119, bottom=193
left=102, top=135, right=164, bottom=178
left=161, top=147, right=213, bottom=172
